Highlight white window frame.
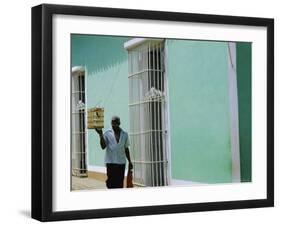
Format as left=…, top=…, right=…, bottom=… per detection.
left=227, top=42, right=241, bottom=182
left=125, top=38, right=171, bottom=187
left=71, top=66, right=88, bottom=178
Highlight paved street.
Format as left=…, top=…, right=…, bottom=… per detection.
left=72, top=176, right=106, bottom=190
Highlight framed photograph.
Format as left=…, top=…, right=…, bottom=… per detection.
left=31, top=4, right=274, bottom=222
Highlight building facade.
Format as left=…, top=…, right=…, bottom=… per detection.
left=71, top=34, right=251, bottom=186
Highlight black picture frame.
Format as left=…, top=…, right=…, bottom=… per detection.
left=31, top=3, right=274, bottom=222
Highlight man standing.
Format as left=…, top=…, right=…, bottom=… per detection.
left=95, top=116, right=133, bottom=189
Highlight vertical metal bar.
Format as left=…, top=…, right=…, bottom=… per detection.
left=83, top=75, right=85, bottom=173
left=160, top=43, right=163, bottom=92
left=137, top=48, right=143, bottom=183
left=71, top=75, right=73, bottom=175
left=80, top=75, right=83, bottom=173
left=159, top=43, right=163, bottom=185
left=155, top=43, right=159, bottom=186
left=132, top=52, right=135, bottom=103
left=81, top=75, right=85, bottom=174
left=128, top=52, right=132, bottom=179
left=76, top=77, right=79, bottom=173
left=137, top=52, right=139, bottom=183
left=146, top=45, right=149, bottom=186
left=140, top=48, right=143, bottom=185
left=152, top=42, right=157, bottom=186
left=81, top=74, right=84, bottom=173
left=141, top=49, right=144, bottom=185
left=162, top=42, right=168, bottom=185
left=83, top=75, right=86, bottom=173
left=79, top=74, right=84, bottom=173
left=147, top=44, right=149, bottom=186
left=78, top=75, right=82, bottom=174
left=148, top=43, right=153, bottom=186
left=159, top=42, right=163, bottom=185
left=151, top=42, right=154, bottom=186
left=132, top=81, right=135, bottom=179
left=81, top=74, right=85, bottom=173
left=157, top=43, right=161, bottom=186
left=148, top=43, right=151, bottom=186
left=79, top=76, right=81, bottom=174
left=133, top=52, right=136, bottom=157
left=77, top=75, right=80, bottom=173
left=138, top=47, right=142, bottom=184
left=160, top=43, right=163, bottom=185
left=163, top=90, right=166, bottom=185
left=160, top=43, right=164, bottom=185
left=157, top=43, right=162, bottom=186
left=160, top=42, right=166, bottom=186
left=156, top=43, right=159, bottom=186
left=147, top=44, right=150, bottom=186
left=163, top=43, right=168, bottom=185
left=75, top=76, right=78, bottom=174
left=159, top=43, right=161, bottom=91
left=142, top=46, right=145, bottom=185
left=73, top=75, right=80, bottom=173
left=131, top=50, right=136, bottom=180
left=142, top=46, right=146, bottom=185
left=156, top=42, right=159, bottom=186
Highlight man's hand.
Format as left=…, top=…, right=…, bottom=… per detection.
left=95, top=128, right=103, bottom=135
left=128, top=162, right=133, bottom=170
left=95, top=129, right=106, bottom=149
left=125, top=148, right=133, bottom=170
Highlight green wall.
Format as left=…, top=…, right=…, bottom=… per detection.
left=71, top=35, right=130, bottom=167
left=167, top=40, right=232, bottom=183
left=236, top=43, right=252, bottom=182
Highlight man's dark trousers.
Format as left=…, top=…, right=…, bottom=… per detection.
left=106, top=163, right=125, bottom=188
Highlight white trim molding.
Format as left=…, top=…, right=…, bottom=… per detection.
left=170, top=179, right=205, bottom=186
left=227, top=42, right=241, bottom=182
left=72, top=65, right=85, bottom=75
left=124, top=38, right=164, bottom=50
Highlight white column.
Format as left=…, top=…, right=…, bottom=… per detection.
left=227, top=42, right=241, bottom=183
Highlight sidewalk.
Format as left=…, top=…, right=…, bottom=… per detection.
left=72, top=176, right=106, bottom=190
left=71, top=176, right=139, bottom=190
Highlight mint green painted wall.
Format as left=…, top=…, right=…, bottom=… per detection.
left=236, top=43, right=252, bottom=182
left=71, top=35, right=130, bottom=167
left=167, top=40, right=232, bottom=183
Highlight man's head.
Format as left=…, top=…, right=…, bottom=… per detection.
left=111, top=116, right=121, bottom=132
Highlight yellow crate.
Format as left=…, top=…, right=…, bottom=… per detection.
left=87, top=107, right=104, bottom=129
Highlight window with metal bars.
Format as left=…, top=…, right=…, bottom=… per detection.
left=126, top=39, right=169, bottom=187
left=71, top=67, right=87, bottom=177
